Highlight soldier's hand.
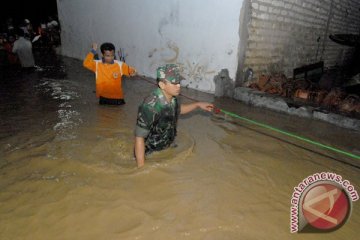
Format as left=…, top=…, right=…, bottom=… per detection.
left=197, top=102, right=214, bottom=112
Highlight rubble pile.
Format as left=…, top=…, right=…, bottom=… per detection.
left=248, top=74, right=360, bottom=116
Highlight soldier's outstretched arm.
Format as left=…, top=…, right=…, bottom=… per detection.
left=135, top=136, right=145, bottom=168
left=180, top=102, right=214, bottom=115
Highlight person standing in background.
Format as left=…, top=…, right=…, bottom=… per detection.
left=12, top=29, right=35, bottom=70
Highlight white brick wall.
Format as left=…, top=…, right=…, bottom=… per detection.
left=242, top=0, right=360, bottom=80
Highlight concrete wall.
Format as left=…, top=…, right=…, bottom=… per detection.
left=239, top=0, right=360, bottom=84
left=57, top=0, right=244, bottom=93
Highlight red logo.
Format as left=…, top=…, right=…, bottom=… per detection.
left=301, top=183, right=351, bottom=232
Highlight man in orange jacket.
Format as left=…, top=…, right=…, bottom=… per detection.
left=83, top=42, right=136, bottom=105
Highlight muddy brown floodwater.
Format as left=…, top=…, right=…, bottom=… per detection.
left=0, top=56, right=359, bottom=239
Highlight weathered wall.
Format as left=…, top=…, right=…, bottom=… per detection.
left=57, top=0, right=244, bottom=93
left=240, top=0, right=360, bottom=84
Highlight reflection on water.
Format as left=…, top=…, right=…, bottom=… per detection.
left=0, top=56, right=359, bottom=239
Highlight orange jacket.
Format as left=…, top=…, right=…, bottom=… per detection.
left=83, top=52, right=135, bottom=99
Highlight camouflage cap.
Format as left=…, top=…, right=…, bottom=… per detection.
left=156, top=64, right=184, bottom=84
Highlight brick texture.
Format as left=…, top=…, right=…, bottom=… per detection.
left=243, top=0, right=360, bottom=80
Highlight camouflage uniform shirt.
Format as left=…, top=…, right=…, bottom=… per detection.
left=135, top=88, right=180, bottom=154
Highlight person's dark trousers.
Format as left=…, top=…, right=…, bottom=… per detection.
left=99, top=96, right=125, bottom=105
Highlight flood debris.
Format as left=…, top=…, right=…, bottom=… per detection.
left=247, top=72, right=360, bottom=118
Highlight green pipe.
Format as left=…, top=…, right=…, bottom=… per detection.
left=220, top=109, right=360, bottom=160
left=136, top=75, right=359, bottom=160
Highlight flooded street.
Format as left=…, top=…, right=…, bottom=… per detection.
left=0, top=56, right=359, bottom=239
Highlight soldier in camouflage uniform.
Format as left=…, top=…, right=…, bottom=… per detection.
left=134, top=64, right=214, bottom=168
left=135, top=87, right=180, bottom=154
